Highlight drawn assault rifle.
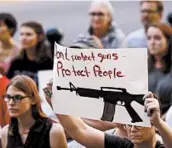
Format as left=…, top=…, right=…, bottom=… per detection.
left=56, top=82, right=144, bottom=123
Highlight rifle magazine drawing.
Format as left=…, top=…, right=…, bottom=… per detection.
left=56, top=82, right=144, bottom=123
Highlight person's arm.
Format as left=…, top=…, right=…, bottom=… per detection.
left=81, top=118, right=117, bottom=131
left=50, top=123, right=67, bottom=148
left=144, top=92, right=172, bottom=148
left=1, top=125, right=8, bottom=148
left=43, top=83, right=117, bottom=132
left=57, top=114, right=104, bottom=148
left=154, top=119, right=172, bottom=148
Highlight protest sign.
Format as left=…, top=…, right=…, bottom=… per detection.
left=52, top=43, right=150, bottom=127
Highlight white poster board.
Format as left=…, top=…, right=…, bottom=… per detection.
left=52, top=43, right=150, bottom=127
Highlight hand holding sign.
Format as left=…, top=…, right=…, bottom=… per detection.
left=143, top=92, right=161, bottom=127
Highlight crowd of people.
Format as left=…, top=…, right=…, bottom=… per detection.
left=0, top=0, right=172, bottom=148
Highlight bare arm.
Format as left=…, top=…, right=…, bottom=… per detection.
left=154, top=119, right=172, bottom=148
left=1, top=125, right=8, bottom=148
left=144, top=92, right=172, bottom=148
left=50, top=123, right=67, bottom=148
left=57, top=114, right=105, bottom=148
left=82, top=118, right=117, bottom=131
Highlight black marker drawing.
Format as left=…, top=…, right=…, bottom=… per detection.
left=56, top=82, right=144, bottom=123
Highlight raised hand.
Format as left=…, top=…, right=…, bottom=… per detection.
left=143, top=92, right=161, bottom=127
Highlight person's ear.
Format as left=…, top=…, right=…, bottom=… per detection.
left=30, top=98, right=36, bottom=105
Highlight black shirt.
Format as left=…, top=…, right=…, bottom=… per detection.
left=156, top=72, right=172, bottom=114
left=7, top=118, right=53, bottom=148
left=105, top=133, right=164, bottom=148
left=148, top=68, right=166, bottom=93
left=7, top=55, right=53, bottom=87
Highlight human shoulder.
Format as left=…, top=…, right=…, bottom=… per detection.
left=127, top=28, right=145, bottom=39
left=50, top=123, right=65, bottom=135
left=50, top=123, right=67, bottom=148
left=111, top=22, right=125, bottom=36
left=105, top=133, right=132, bottom=148
left=1, top=125, right=9, bottom=148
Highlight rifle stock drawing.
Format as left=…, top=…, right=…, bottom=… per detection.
left=56, top=82, right=144, bottom=123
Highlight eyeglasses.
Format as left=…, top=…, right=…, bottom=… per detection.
left=89, top=12, right=105, bottom=17
left=3, top=94, right=31, bottom=103
left=124, top=124, right=144, bottom=130
left=141, top=9, right=158, bottom=14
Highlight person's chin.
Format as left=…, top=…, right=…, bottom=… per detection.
left=130, top=138, right=143, bottom=144
left=92, top=24, right=102, bottom=30
left=9, top=111, right=20, bottom=118
left=21, top=45, right=29, bottom=49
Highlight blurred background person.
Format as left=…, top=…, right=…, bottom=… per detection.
left=7, top=21, right=53, bottom=87
left=146, top=23, right=172, bottom=116
left=167, top=12, right=172, bottom=27
left=75, top=0, right=125, bottom=49
left=46, top=27, right=63, bottom=57
left=123, top=0, right=164, bottom=48
left=0, top=73, right=10, bottom=127
left=0, top=13, right=20, bottom=75
left=1, top=75, right=67, bottom=148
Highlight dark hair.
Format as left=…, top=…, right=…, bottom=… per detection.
left=46, top=28, right=63, bottom=56
left=19, top=21, right=52, bottom=63
left=140, top=0, right=164, bottom=13
left=146, top=23, right=172, bottom=73
left=6, top=75, right=47, bottom=135
left=0, top=13, right=17, bottom=36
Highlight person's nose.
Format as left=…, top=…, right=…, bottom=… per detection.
left=8, top=98, right=16, bottom=105
left=130, top=126, right=137, bottom=132
left=20, top=34, right=27, bottom=42
left=92, top=15, right=100, bottom=21
left=149, top=38, right=156, bottom=46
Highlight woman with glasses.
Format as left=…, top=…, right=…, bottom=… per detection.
left=74, top=0, right=125, bottom=49
left=1, top=75, right=67, bottom=148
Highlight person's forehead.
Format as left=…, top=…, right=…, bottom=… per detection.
left=141, top=2, right=158, bottom=10
left=147, top=27, right=164, bottom=36
left=89, top=4, right=109, bottom=13
left=20, top=26, right=36, bottom=33
left=6, top=85, right=25, bottom=95
left=0, top=20, right=6, bottom=26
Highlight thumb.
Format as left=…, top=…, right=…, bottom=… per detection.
left=143, top=91, right=154, bottom=100
left=149, top=92, right=154, bottom=98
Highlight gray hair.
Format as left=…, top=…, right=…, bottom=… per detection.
left=89, top=0, right=114, bottom=19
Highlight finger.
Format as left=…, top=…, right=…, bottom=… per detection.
left=146, top=101, right=160, bottom=116
left=43, top=87, right=52, bottom=98
left=143, top=92, right=154, bottom=100
left=144, top=99, right=158, bottom=113
left=147, top=104, right=159, bottom=117
left=144, top=98, right=154, bottom=112
left=145, top=98, right=158, bottom=104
